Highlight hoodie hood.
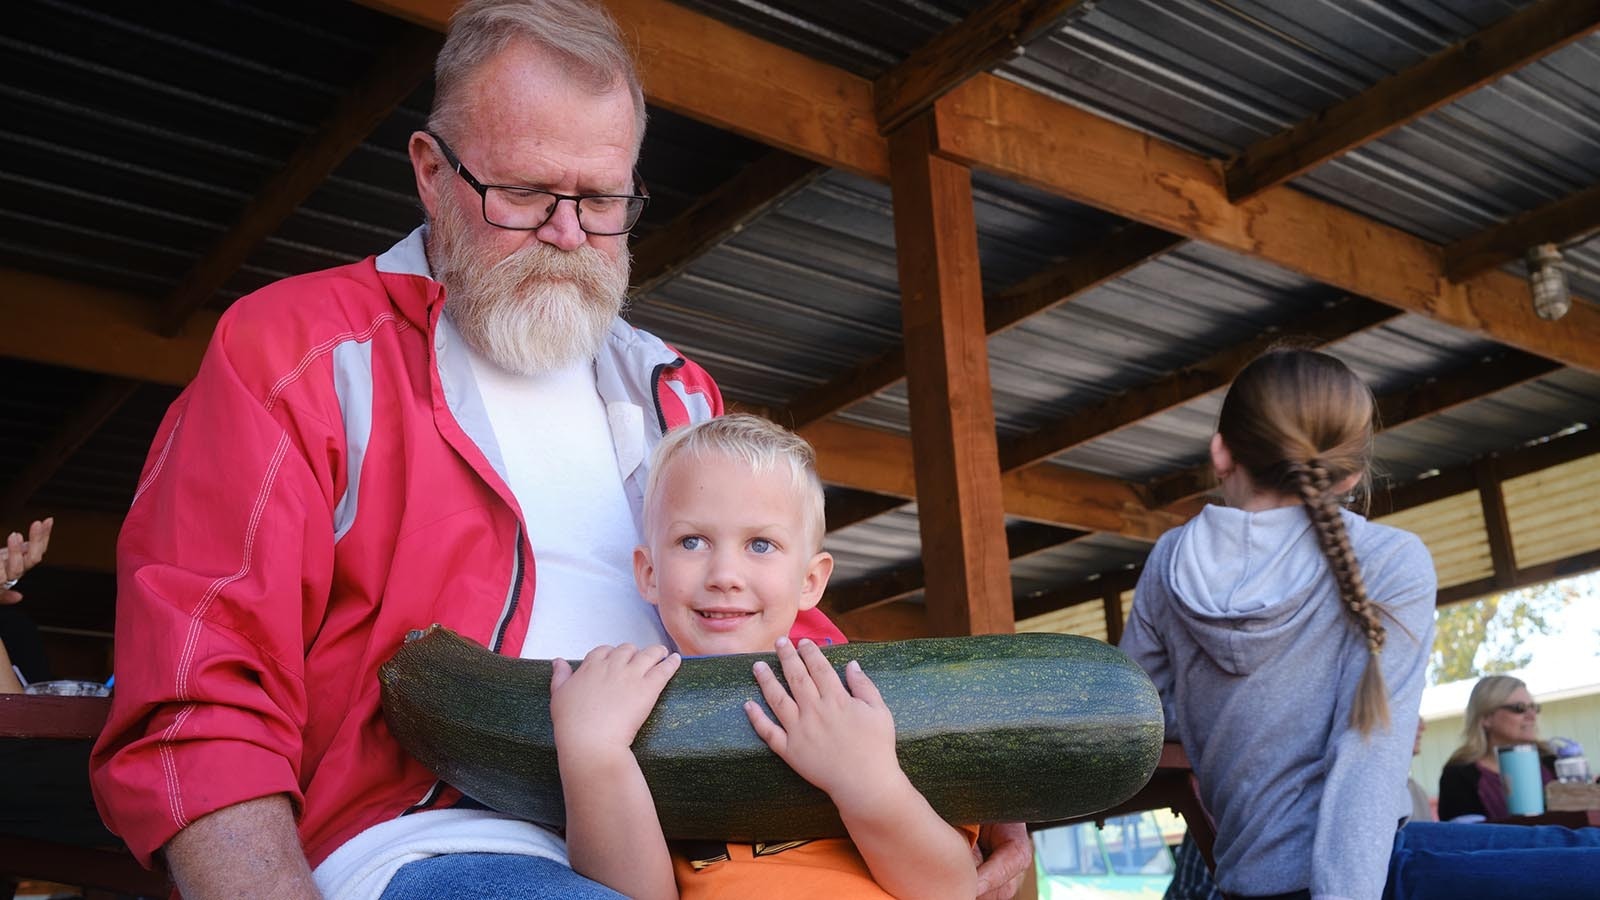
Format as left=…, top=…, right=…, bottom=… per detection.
left=1167, top=503, right=1343, bottom=675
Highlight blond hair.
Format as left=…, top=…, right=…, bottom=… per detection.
left=1218, top=349, right=1390, bottom=736
left=429, top=0, right=647, bottom=149
left=1446, top=675, right=1547, bottom=765
left=644, top=414, right=827, bottom=549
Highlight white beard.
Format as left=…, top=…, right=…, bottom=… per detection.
left=429, top=184, right=630, bottom=376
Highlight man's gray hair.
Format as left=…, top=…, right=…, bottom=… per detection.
left=429, top=0, right=647, bottom=149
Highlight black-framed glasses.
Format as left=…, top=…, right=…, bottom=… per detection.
left=426, top=131, right=649, bottom=236
left=1497, top=702, right=1541, bottom=715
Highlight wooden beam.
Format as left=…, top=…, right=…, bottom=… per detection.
left=0, top=269, right=211, bottom=387
left=825, top=488, right=908, bottom=533
left=355, top=0, right=890, bottom=180
left=160, top=24, right=441, bottom=335
left=1376, top=424, right=1600, bottom=520
left=0, top=379, right=141, bottom=521
left=1102, top=579, right=1125, bottom=646
left=1374, top=350, right=1560, bottom=428
left=1014, top=566, right=1140, bottom=622
left=931, top=73, right=1600, bottom=372
left=1444, top=181, right=1600, bottom=282
left=778, top=223, right=1181, bottom=429
left=823, top=521, right=1084, bottom=615
left=803, top=419, right=1174, bottom=538
left=1475, top=457, right=1517, bottom=589
left=873, top=0, right=1089, bottom=133
left=888, top=113, right=1012, bottom=637
left=1437, top=548, right=1600, bottom=607
left=998, top=296, right=1400, bottom=472
left=1150, top=349, right=1570, bottom=509
left=833, top=601, right=929, bottom=642
left=1223, top=0, right=1600, bottom=202
left=630, top=150, right=826, bottom=297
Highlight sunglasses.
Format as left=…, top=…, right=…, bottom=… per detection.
left=1497, top=702, right=1541, bottom=715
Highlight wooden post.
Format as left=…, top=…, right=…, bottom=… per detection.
left=1102, top=581, right=1125, bottom=647
left=887, top=112, right=1013, bottom=637
left=1475, top=458, right=1518, bottom=589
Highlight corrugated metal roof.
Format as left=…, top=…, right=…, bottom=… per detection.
left=1000, top=0, right=1599, bottom=302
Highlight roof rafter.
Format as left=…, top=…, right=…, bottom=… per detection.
left=823, top=521, right=1082, bottom=615
left=997, top=296, right=1401, bottom=472
left=159, top=23, right=441, bottom=335
left=776, top=224, right=1181, bottom=429
left=930, top=73, right=1600, bottom=372
left=630, top=149, right=826, bottom=297
left=0, top=378, right=141, bottom=522
left=1148, top=349, right=1567, bottom=509
left=1444, top=181, right=1600, bottom=282
left=872, top=0, right=1090, bottom=133
left=357, top=0, right=891, bottom=179
left=1223, top=0, right=1600, bottom=202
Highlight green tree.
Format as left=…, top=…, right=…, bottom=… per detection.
left=1429, top=579, right=1579, bottom=685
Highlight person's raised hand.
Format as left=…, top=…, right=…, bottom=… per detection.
left=1, top=518, right=53, bottom=604
left=744, top=636, right=899, bottom=799
left=550, top=643, right=680, bottom=759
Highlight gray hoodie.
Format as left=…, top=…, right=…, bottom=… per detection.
left=1120, top=504, right=1436, bottom=900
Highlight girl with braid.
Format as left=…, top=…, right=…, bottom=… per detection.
left=1121, top=349, right=1437, bottom=900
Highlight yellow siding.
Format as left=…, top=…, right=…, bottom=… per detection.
left=1018, top=599, right=1108, bottom=642
left=1376, top=491, right=1492, bottom=589
left=1502, top=454, right=1600, bottom=569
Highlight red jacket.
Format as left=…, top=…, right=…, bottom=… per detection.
left=90, top=230, right=843, bottom=868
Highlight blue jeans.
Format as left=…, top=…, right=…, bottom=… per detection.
left=379, top=853, right=627, bottom=900
left=1383, top=822, right=1600, bottom=900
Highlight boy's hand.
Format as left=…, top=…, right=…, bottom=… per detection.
left=744, top=637, right=900, bottom=800
left=551, top=643, right=680, bottom=759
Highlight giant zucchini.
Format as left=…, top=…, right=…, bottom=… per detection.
left=379, top=626, right=1162, bottom=840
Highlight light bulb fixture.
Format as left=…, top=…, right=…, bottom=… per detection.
left=1525, top=243, right=1571, bottom=321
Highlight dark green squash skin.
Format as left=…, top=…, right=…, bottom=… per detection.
left=379, top=626, right=1163, bottom=841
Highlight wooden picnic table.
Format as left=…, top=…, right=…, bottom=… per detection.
left=0, top=694, right=170, bottom=898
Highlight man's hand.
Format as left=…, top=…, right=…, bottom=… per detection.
left=974, top=821, right=1032, bottom=900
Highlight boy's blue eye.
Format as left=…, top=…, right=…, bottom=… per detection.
left=749, top=538, right=774, bottom=554
left=679, top=535, right=705, bottom=550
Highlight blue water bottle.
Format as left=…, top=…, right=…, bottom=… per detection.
left=1497, top=744, right=1545, bottom=816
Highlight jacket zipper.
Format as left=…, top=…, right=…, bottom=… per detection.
left=490, top=522, right=526, bottom=654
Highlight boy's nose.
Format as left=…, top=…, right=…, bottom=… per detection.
left=705, top=552, right=745, bottom=592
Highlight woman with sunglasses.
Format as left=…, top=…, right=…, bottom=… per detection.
left=1437, top=675, right=1555, bottom=821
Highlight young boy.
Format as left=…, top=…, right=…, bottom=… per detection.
left=549, top=414, right=978, bottom=900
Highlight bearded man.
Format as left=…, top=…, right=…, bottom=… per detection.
left=90, top=2, right=1030, bottom=898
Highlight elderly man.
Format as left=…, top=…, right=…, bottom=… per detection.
left=91, top=1, right=1028, bottom=897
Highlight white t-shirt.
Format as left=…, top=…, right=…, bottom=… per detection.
left=315, top=325, right=664, bottom=899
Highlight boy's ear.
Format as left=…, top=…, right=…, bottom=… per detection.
left=797, top=551, right=834, bottom=613
left=633, top=545, right=660, bottom=606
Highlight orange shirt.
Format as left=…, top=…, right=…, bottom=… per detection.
left=671, top=826, right=980, bottom=900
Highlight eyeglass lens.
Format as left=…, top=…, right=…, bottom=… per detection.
left=1500, top=702, right=1540, bottom=714
left=484, top=187, right=644, bottom=235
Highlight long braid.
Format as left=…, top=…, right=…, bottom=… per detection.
left=1293, top=460, right=1390, bottom=736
